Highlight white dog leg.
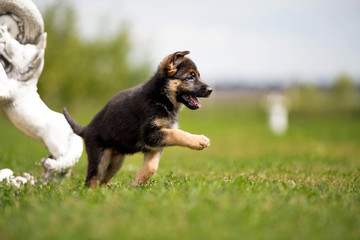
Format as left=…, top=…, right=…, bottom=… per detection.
left=0, top=63, right=10, bottom=99
left=42, top=133, right=83, bottom=173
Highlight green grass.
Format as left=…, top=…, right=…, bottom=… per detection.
left=1, top=100, right=360, bottom=240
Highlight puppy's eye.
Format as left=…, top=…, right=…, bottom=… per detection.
left=186, top=73, right=195, bottom=81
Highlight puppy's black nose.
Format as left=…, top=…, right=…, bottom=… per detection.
left=206, top=87, right=213, bottom=96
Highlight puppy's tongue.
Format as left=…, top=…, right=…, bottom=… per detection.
left=189, top=95, right=202, bottom=108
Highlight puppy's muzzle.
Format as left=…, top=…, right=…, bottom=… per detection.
left=196, top=84, right=213, bottom=98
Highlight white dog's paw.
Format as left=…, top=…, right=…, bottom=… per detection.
left=43, top=158, right=58, bottom=170
left=40, top=158, right=57, bottom=183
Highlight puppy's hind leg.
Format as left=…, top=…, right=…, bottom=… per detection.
left=132, top=149, right=162, bottom=187
left=85, top=144, right=106, bottom=188
left=100, top=151, right=125, bottom=186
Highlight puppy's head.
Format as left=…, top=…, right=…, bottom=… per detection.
left=160, top=51, right=212, bottom=110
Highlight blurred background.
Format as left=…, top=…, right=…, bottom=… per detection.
left=1, top=0, right=359, bottom=170
left=1, top=0, right=360, bottom=167
left=25, top=0, right=360, bottom=116
left=1, top=1, right=360, bottom=239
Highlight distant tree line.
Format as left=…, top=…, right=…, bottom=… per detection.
left=37, top=2, right=151, bottom=110
left=288, top=74, right=360, bottom=114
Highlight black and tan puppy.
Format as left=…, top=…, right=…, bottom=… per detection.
left=63, top=51, right=212, bottom=188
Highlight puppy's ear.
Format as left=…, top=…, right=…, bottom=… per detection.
left=167, top=51, right=190, bottom=77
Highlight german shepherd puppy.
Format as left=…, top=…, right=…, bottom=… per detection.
left=63, top=51, right=212, bottom=188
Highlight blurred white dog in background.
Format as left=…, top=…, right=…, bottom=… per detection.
left=0, top=0, right=83, bottom=181
left=265, top=92, right=289, bottom=136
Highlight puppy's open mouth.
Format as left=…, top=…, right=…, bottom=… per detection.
left=182, top=94, right=202, bottom=109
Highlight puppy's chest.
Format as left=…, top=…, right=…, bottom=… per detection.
left=153, top=116, right=178, bottom=129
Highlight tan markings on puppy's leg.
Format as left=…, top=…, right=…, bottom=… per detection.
left=132, top=150, right=162, bottom=187
left=100, top=153, right=125, bottom=185
left=162, top=129, right=210, bottom=150
left=167, top=79, right=182, bottom=105
left=96, top=148, right=112, bottom=182
left=88, top=176, right=98, bottom=189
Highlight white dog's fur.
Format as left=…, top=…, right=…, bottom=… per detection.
left=0, top=25, right=83, bottom=181
left=265, top=93, right=289, bottom=136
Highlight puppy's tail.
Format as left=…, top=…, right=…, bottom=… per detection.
left=63, top=107, right=85, bottom=138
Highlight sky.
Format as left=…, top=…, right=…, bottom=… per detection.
left=33, top=0, right=360, bottom=86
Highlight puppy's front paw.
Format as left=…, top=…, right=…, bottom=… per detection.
left=190, top=134, right=210, bottom=150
